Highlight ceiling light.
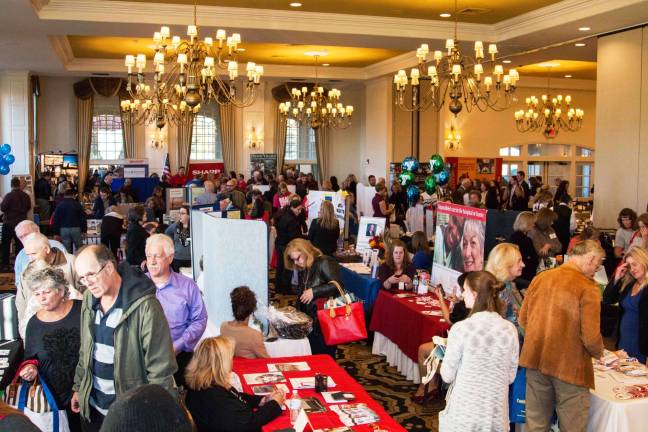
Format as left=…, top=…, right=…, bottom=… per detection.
left=578, top=27, right=591, bottom=31
left=575, top=43, right=586, bottom=47
left=237, top=48, right=246, bottom=52
left=289, top=2, right=302, bottom=7
left=539, top=62, right=561, bottom=68
left=322, top=63, right=330, bottom=67
left=304, top=51, right=328, bottom=57
left=440, top=13, right=451, bottom=18
left=564, top=74, right=572, bottom=78
left=503, top=60, right=511, bottom=64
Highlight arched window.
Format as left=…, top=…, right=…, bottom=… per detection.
left=91, top=114, right=125, bottom=160
left=284, top=119, right=316, bottom=162
left=191, top=103, right=223, bottom=160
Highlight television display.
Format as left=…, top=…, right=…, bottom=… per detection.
left=42, top=154, right=63, bottom=166
left=63, top=154, right=78, bottom=168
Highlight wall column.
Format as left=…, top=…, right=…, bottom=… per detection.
left=363, top=77, right=392, bottom=181
left=0, top=71, right=30, bottom=195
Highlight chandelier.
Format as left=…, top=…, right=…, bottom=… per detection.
left=514, top=71, right=584, bottom=138
left=120, top=0, right=263, bottom=129
left=445, top=125, right=462, bottom=151
left=393, top=0, right=519, bottom=115
left=278, top=54, right=354, bottom=129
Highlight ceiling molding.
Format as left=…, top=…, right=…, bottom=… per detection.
left=363, top=50, right=418, bottom=80
left=30, top=0, right=50, bottom=10
left=49, top=35, right=74, bottom=65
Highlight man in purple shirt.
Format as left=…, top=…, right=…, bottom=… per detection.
left=145, top=234, right=207, bottom=387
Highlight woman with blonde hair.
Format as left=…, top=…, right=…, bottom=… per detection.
left=308, top=200, right=340, bottom=255
left=284, top=238, right=344, bottom=356
left=485, top=243, right=525, bottom=337
left=509, top=211, right=538, bottom=281
left=461, top=219, right=485, bottom=272
left=185, top=336, right=284, bottom=432
left=604, top=245, right=648, bottom=364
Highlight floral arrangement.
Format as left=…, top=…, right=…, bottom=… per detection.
left=368, top=235, right=385, bottom=252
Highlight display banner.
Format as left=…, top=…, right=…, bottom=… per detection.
left=304, top=190, right=347, bottom=229
left=356, top=217, right=387, bottom=252
left=432, top=202, right=487, bottom=294
left=444, top=157, right=502, bottom=189
left=188, top=162, right=224, bottom=177
left=249, top=153, right=277, bottom=177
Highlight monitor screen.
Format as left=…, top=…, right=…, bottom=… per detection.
left=62, top=154, right=78, bottom=169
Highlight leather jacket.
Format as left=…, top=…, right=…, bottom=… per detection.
left=297, top=255, right=344, bottom=323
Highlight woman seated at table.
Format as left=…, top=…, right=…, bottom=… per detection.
left=378, top=239, right=417, bottom=290
left=527, top=207, right=562, bottom=258
left=411, top=231, right=432, bottom=271
left=185, top=336, right=285, bottom=432
left=603, top=245, right=648, bottom=364
left=284, top=238, right=344, bottom=357
left=414, top=272, right=471, bottom=403
left=439, top=271, right=519, bottom=432
left=220, top=286, right=270, bottom=359
left=485, top=243, right=525, bottom=339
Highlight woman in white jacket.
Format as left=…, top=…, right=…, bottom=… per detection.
left=439, top=271, right=519, bottom=432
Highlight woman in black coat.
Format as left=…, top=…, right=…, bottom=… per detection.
left=508, top=211, right=539, bottom=282
left=284, top=238, right=343, bottom=357
left=185, top=337, right=284, bottom=432
left=125, top=205, right=149, bottom=266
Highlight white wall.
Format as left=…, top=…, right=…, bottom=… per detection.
left=38, top=76, right=77, bottom=154
left=0, top=71, right=31, bottom=195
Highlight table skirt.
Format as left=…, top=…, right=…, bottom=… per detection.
left=372, top=331, right=421, bottom=383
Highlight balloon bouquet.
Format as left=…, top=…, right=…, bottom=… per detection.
left=0, top=144, right=15, bottom=175
left=398, top=154, right=451, bottom=205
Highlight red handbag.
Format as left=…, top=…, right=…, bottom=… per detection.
left=317, top=280, right=367, bottom=346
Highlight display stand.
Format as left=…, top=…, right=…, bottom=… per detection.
left=304, top=190, right=347, bottom=229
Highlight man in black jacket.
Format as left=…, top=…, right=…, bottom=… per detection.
left=1, top=177, right=32, bottom=268
left=52, top=189, right=87, bottom=253
left=553, top=194, right=574, bottom=254
left=274, top=198, right=305, bottom=294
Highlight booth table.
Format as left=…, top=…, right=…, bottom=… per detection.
left=233, top=354, right=405, bottom=431
left=587, top=370, right=648, bottom=432
left=339, top=266, right=381, bottom=314
left=369, top=290, right=449, bottom=383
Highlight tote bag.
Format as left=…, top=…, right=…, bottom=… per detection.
left=317, top=280, right=367, bottom=346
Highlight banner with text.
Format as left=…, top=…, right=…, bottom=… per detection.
left=188, top=162, right=225, bottom=177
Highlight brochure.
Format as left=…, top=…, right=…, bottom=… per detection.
left=243, top=372, right=286, bottom=385
left=330, top=403, right=380, bottom=426
left=267, top=362, right=311, bottom=372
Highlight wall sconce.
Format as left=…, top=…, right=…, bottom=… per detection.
left=149, top=125, right=167, bottom=150
left=248, top=126, right=263, bottom=149
left=445, top=125, right=461, bottom=151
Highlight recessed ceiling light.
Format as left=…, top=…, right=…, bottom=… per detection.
left=502, top=60, right=511, bottom=64
left=575, top=43, right=586, bottom=47
left=539, top=62, right=561, bottom=68
left=578, top=27, right=591, bottom=31
left=322, top=63, right=330, bottom=67
left=289, top=2, right=302, bottom=7
left=237, top=48, right=246, bottom=52
left=304, top=50, right=328, bottom=57
left=440, top=13, right=451, bottom=18
left=564, top=74, right=572, bottom=78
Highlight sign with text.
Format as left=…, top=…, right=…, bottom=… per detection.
left=249, top=153, right=277, bottom=177
left=188, top=162, right=225, bottom=177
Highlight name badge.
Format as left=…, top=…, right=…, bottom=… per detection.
left=549, top=233, right=557, bottom=239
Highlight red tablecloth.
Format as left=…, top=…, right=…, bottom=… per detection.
left=233, top=354, right=406, bottom=431
left=369, top=290, right=450, bottom=361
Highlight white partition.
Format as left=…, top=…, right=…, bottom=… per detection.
left=195, top=212, right=268, bottom=328
left=305, top=190, right=346, bottom=229
left=356, top=183, right=376, bottom=218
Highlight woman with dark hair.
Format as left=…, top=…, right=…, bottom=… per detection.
left=308, top=200, right=340, bottom=256
left=615, top=208, right=638, bottom=258
left=372, top=183, right=394, bottom=221
left=165, top=205, right=192, bottom=271
left=220, top=286, right=269, bottom=359
left=509, top=212, right=539, bottom=282
left=330, top=176, right=340, bottom=192
left=439, top=271, right=519, bottom=432
left=553, top=180, right=571, bottom=205
left=284, top=238, right=343, bottom=356
left=126, top=205, right=149, bottom=266
left=528, top=208, right=563, bottom=258
left=411, top=231, right=432, bottom=271
left=377, top=239, right=417, bottom=289
left=631, top=213, right=648, bottom=249
left=389, top=181, right=408, bottom=226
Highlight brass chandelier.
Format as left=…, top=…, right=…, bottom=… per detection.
left=120, top=0, right=263, bottom=129
left=514, top=68, right=584, bottom=138
left=278, top=54, right=354, bottom=130
left=393, top=0, right=519, bottom=115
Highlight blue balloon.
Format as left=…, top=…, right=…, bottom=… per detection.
left=0, top=165, right=9, bottom=175
left=0, top=144, right=11, bottom=156
left=4, top=154, right=15, bottom=164
left=435, top=169, right=450, bottom=186
left=406, top=184, right=420, bottom=205
left=402, top=156, right=420, bottom=173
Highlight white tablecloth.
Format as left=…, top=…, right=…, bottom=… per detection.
left=265, top=337, right=312, bottom=358
left=588, top=371, right=648, bottom=432
left=372, top=331, right=421, bottom=383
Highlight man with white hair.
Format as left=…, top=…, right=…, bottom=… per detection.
left=145, top=234, right=207, bottom=386
left=13, top=220, right=65, bottom=292
left=17, top=232, right=81, bottom=338
left=195, top=180, right=217, bottom=206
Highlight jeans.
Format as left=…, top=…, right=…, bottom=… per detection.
left=81, top=406, right=105, bottom=432
left=61, top=227, right=83, bottom=253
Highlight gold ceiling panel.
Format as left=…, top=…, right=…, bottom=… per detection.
left=67, top=36, right=405, bottom=68
left=108, top=0, right=562, bottom=24
left=516, top=60, right=597, bottom=80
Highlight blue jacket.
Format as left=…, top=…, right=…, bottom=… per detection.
left=52, top=197, right=87, bottom=234
left=92, top=195, right=116, bottom=219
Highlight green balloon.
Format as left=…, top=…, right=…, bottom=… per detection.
left=424, top=175, right=437, bottom=194
left=398, top=170, right=415, bottom=187
left=430, top=154, right=445, bottom=174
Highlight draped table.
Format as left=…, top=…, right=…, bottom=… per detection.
left=339, top=265, right=381, bottom=314
left=233, top=354, right=405, bottom=431
left=587, top=370, right=648, bottom=432
left=369, top=290, right=449, bottom=383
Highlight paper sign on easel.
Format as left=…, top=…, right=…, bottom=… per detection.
left=293, top=408, right=309, bottom=432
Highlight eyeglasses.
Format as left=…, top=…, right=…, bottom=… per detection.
left=78, top=263, right=108, bottom=285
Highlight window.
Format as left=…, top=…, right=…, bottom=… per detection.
left=91, top=114, right=125, bottom=160
left=191, top=103, right=223, bottom=160
left=527, top=162, right=541, bottom=177
left=284, top=119, right=316, bottom=162
left=576, top=162, right=593, bottom=198
left=577, top=146, right=594, bottom=157
left=499, top=146, right=521, bottom=157
left=528, top=143, right=571, bottom=157
left=501, top=162, right=520, bottom=182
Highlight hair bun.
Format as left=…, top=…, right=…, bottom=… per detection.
left=492, top=281, right=506, bottom=293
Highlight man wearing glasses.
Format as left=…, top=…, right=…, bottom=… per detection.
left=71, top=244, right=177, bottom=431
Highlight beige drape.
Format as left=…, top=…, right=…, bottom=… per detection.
left=76, top=96, right=94, bottom=192
left=219, top=103, right=236, bottom=173
left=313, top=126, right=329, bottom=182
left=176, top=113, right=194, bottom=172
left=121, top=115, right=136, bottom=158
left=274, top=101, right=288, bottom=174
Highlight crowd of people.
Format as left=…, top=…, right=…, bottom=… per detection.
left=2, top=164, right=647, bottom=432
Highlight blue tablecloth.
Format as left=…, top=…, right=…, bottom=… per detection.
left=340, top=266, right=381, bottom=313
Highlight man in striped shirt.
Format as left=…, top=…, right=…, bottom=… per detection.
left=71, top=245, right=177, bottom=431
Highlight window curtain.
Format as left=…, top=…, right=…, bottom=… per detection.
left=219, top=103, right=236, bottom=174
left=313, top=126, right=329, bottom=182
left=176, top=114, right=194, bottom=172
left=274, top=101, right=288, bottom=175
left=74, top=78, right=129, bottom=190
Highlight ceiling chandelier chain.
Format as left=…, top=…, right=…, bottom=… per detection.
left=393, top=0, right=519, bottom=116
left=120, top=0, right=264, bottom=129
left=514, top=66, right=584, bottom=138
left=278, top=54, right=354, bottom=130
